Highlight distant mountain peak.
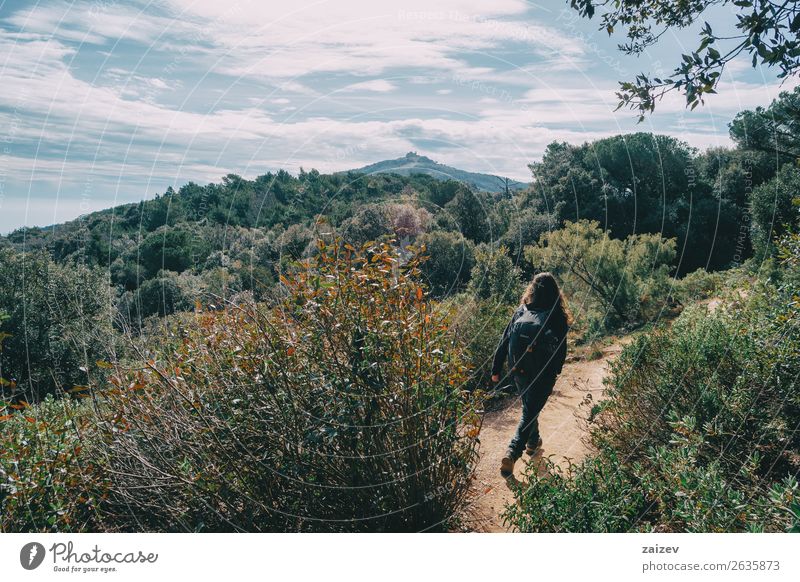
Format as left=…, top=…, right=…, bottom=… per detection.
left=349, top=153, right=528, bottom=194
left=403, top=151, right=431, bottom=162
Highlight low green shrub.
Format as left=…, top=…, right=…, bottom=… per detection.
left=525, top=220, right=676, bottom=328
left=0, top=396, right=107, bottom=532
left=674, top=268, right=725, bottom=303
left=0, top=248, right=114, bottom=403
left=503, top=450, right=650, bottom=532
left=600, top=290, right=800, bottom=478
left=444, top=295, right=514, bottom=392
left=504, top=436, right=798, bottom=532
left=467, top=244, right=522, bottom=305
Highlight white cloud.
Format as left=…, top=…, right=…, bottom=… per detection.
left=340, top=79, right=396, bottom=93
left=4, top=1, right=195, bottom=46
left=8, top=0, right=587, bottom=82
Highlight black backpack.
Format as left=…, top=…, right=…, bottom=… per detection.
left=508, top=307, right=561, bottom=379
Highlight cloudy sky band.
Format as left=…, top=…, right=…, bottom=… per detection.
left=0, top=0, right=794, bottom=232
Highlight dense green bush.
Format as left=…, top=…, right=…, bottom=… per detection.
left=0, top=249, right=114, bottom=403
left=468, top=244, right=522, bottom=305
left=505, top=435, right=798, bottom=533
left=601, top=293, right=799, bottom=472
left=444, top=295, right=515, bottom=392
left=118, top=271, right=193, bottom=324
left=96, top=241, right=482, bottom=532
left=525, top=220, right=676, bottom=327
left=528, top=133, right=742, bottom=272
left=340, top=204, right=393, bottom=246
left=442, top=187, right=494, bottom=244
left=416, top=230, right=475, bottom=297
left=500, top=208, right=555, bottom=272
left=0, top=396, right=106, bottom=532
left=749, top=164, right=800, bottom=258
left=137, top=225, right=210, bottom=279
left=673, top=268, right=725, bottom=304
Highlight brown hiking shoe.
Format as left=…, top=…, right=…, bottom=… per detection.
left=500, top=451, right=516, bottom=478
left=525, top=437, right=543, bottom=456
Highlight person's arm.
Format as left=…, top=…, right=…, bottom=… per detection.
left=491, top=309, right=518, bottom=381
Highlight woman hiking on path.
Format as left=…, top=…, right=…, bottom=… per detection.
left=491, top=272, right=571, bottom=478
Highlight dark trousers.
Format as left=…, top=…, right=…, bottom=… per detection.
left=507, top=373, right=557, bottom=459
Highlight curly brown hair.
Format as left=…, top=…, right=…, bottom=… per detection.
left=520, top=272, right=572, bottom=326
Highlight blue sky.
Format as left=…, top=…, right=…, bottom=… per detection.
left=0, top=0, right=796, bottom=233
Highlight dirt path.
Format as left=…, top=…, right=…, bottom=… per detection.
left=463, top=339, right=629, bottom=532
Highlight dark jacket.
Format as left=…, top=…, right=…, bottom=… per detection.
left=491, top=303, right=568, bottom=378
